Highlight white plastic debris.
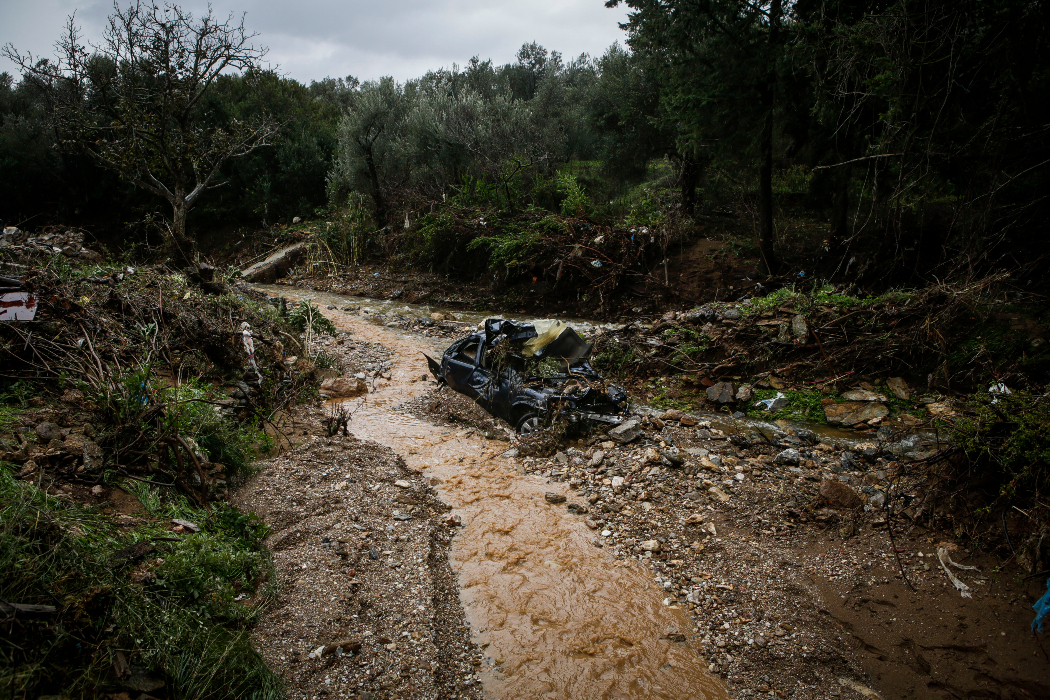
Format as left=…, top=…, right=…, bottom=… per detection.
left=988, top=382, right=1011, bottom=404
left=241, top=322, right=257, bottom=369
left=754, top=392, right=787, bottom=411
left=937, top=547, right=979, bottom=598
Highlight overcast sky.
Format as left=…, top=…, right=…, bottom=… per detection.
left=1, top=0, right=631, bottom=84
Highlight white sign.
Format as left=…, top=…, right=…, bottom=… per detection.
left=0, top=292, right=38, bottom=321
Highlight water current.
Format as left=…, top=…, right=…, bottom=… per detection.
left=252, top=285, right=726, bottom=700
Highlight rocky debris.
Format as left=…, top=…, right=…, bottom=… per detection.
left=824, top=401, right=889, bottom=426
left=791, top=314, right=808, bottom=340
left=706, top=381, right=735, bottom=404
left=735, top=384, right=754, bottom=403
left=0, top=226, right=101, bottom=261
left=607, top=419, right=642, bottom=444
left=171, top=518, right=200, bottom=532
left=773, top=448, right=800, bottom=466
left=319, top=377, right=367, bottom=398
left=887, top=376, right=911, bottom=400
left=842, top=388, right=888, bottom=402
left=544, top=492, right=567, bottom=504
left=818, top=479, right=864, bottom=509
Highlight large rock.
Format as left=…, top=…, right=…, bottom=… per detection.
left=887, top=377, right=911, bottom=400
left=791, top=314, right=809, bottom=340
left=35, top=422, right=66, bottom=442
left=319, top=377, right=367, bottom=398
left=842, top=389, right=888, bottom=402
left=735, top=384, right=754, bottom=403
left=607, top=419, right=642, bottom=444
left=824, top=401, right=889, bottom=426
left=819, top=479, right=864, bottom=509
left=240, top=242, right=308, bottom=283
left=707, top=381, right=735, bottom=404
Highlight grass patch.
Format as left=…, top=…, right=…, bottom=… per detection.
left=0, top=467, right=280, bottom=699
left=950, top=387, right=1050, bottom=510
left=287, top=300, right=337, bottom=336
left=746, top=387, right=836, bottom=423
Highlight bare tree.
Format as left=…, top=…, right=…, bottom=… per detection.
left=4, top=1, right=277, bottom=262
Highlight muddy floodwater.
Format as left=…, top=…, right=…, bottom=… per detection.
left=248, top=284, right=617, bottom=334
left=258, top=286, right=726, bottom=700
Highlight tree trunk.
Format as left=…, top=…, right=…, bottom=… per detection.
left=169, top=196, right=196, bottom=266
left=363, top=144, right=387, bottom=227
left=756, top=0, right=783, bottom=276
left=680, top=156, right=702, bottom=218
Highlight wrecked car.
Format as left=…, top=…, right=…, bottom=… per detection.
left=425, top=318, right=628, bottom=433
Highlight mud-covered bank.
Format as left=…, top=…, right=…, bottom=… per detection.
left=233, top=404, right=484, bottom=700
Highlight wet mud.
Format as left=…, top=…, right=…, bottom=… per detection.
left=276, top=291, right=726, bottom=700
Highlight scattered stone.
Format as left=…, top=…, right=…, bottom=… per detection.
left=324, top=637, right=361, bottom=656
left=791, top=314, right=808, bottom=340
left=319, top=377, right=367, bottom=398
left=708, top=487, right=731, bottom=503
left=842, top=389, right=888, bottom=402
left=641, top=539, right=661, bottom=552
left=172, top=519, right=200, bottom=532
left=607, top=419, right=642, bottom=444
left=394, top=480, right=412, bottom=488
left=819, top=479, right=864, bottom=509
left=773, top=448, right=800, bottom=466
left=735, top=384, right=754, bottom=403
left=824, top=401, right=889, bottom=426
left=660, top=449, right=684, bottom=467
left=926, top=401, right=956, bottom=417
left=82, top=439, right=104, bottom=472
left=314, top=368, right=340, bottom=381
left=887, top=376, right=911, bottom=400
left=567, top=503, right=588, bottom=514
left=35, top=422, right=65, bottom=442
left=679, top=415, right=699, bottom=426
left=544, top=492, right=567, bottom=504
left=444, top=513, right=463, bottom=527
left=707, top=382, right=735, bottom=404
left=644, top=447, right=661, bottom=464
left=61, top=389, right=84, bottom=403
left=611, top=475, right=625, bottom=488
left=661, top=409, right=685, bottom=422
left=91, top=485, right=104, bottom=496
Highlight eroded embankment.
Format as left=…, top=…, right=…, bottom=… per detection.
left=273, top=298, right=726, bottom=699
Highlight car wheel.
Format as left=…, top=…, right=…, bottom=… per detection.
left=515, top=413, right=542, bottom=434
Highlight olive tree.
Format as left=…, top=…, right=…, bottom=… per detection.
left=3, top=1, right=276, bottom=261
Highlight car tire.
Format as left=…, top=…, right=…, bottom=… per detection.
left=514, top=412, right=542, bottom=434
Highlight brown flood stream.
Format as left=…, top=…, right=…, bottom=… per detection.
left=262, top=288, right=725, bottom=700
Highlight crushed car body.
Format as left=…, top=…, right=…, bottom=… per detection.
left=424, top=318, right=628, bottom=433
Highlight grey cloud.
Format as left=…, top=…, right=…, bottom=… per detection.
left=2, top=0, right=628, bottom=83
